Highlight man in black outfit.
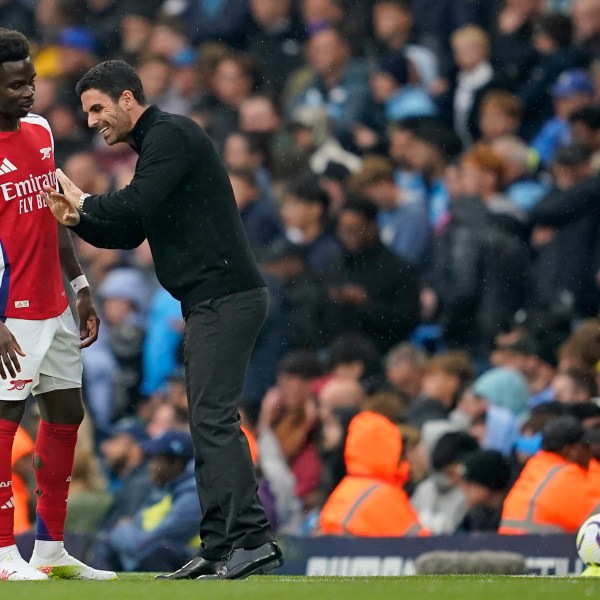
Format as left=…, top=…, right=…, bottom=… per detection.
left=44, top=60, right=283, bottom=580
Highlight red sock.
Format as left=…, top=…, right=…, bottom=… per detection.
left=34, top=420, right=78, bottom=541
left=0, top=419, right=19, bottom=548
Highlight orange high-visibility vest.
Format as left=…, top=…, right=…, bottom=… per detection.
left=12, top=427, right=34, bottom=534
left=499, top=451, right=600, bottom=534
left=320, top=412, right=428, bottom=537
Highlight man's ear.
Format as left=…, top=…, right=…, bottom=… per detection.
left=119, top=90, right=135, bottom=110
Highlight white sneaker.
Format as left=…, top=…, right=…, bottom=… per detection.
left=0, top=545, right=49, bottom=581
left=29, top=543, right=117, bottom=580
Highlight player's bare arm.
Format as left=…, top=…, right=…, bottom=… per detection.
left=57, top=224, right=99, bottom=348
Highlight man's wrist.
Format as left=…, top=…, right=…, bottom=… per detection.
left=70, top=275, right=89, bottom=294
left=78, top=193, right=91, bottom=212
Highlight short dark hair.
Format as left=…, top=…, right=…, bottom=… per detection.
left=285, top=172, right=330, bottom=211
left=0, top=28, right=29, bottom=64
left=75, top=60, right=147, bottom=105
left=277, top=350, right=323, bottom=380
left=340, top=197, right=379, bottom=222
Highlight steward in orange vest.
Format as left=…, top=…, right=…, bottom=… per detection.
left=500, top=416, right=600, bottom=534
left=319, top=411, right=428, bottom=537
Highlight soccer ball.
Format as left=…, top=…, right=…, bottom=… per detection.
left=577, top=514, right=600, bottom=573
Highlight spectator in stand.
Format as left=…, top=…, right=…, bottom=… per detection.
left=200, top=52, right=260, bottom=150
left=472, top=367, right=530, bottom=420
left=430, top=145, right=529, bottom=359
left=371, top=0, right=441, bottom=92
left=83, top=268, right=149, bottom=435
left=439, top=25, right=499, bottom=147
left=569, top=105, right=600, bottom=171
left=319, top=411, right=428, bottom=537
left=324, top=197, right=421, bottom=353
left=101, top=431, right=201, bottom=572
left=477, top=90, right=524, bottom=143
left=458, top=449, right=513, bottom=532
left=257, top=351, right=324, bottom=512
left=284, top=105, right=362, bottom=179
left=228, top=166, right=282, bottom=255
left=412, top=431, right=479, bottom=534
left=247, top=0, right=304, bottom=94
left=260, top=238, right=327, bottom=351
left=287, top=25, right=372, bottom=147
left=500, top=416, right=600, bottom=534
left=572, top=0, right=600, bottom=61
left=490, top=0, right=541, bottom=91
left=407, top=351, right=474, bottom=427
left=385, top=343, right=426, bottom=400
left=161, top=0, right=250, bottom=49
left=531, top=69, right=595, bottom=166
left=552, top=368, right=598, bottom=403
left=324, top=333, right=383, bottom=390
left=489, top=135, right=548, bottom=212
left=369, top=52, right=438, bottom=125
left=279, top=172, right=340, bottom=273
left=531, top=143, right=600, bottom=318
left=518, top=13, right=588, bottom=139
left=347, top=154, right=430, bottom=265
left=136, top=54, right=189, bottom=116
left=402, top=119, right=462, bottom=234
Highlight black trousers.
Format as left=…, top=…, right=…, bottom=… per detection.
left=183, top=287, right=273, bottom=559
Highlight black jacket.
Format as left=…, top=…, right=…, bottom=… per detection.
left=72, top=106, right=265, bottom=316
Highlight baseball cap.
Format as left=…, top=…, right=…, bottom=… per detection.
left=98, top=267, right=148, bottom=311
left=58, top=27, right=97, bottom=55
left=551, top=70, right=594, bottom=98
left=109, top=417, right=149, bottom=444
left=460, top=450, right=512, bottom=491
left=142, top=430, right=194, bottom=462
left=541, top=415, right=586, bottom=451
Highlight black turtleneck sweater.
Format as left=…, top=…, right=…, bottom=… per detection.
left=71, top=105, right=265, bottom=317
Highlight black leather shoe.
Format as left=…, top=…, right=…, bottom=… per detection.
left=218, top=541, right=284, bottom=580
left=154, top=555, right=225, bottom=580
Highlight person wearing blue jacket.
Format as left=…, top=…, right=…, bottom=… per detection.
left=104, top=430, right=201, bottom=572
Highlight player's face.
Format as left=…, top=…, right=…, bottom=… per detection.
left=80, top=88, right=134, bottom=146
left=0, top=57, right=35, bottom=123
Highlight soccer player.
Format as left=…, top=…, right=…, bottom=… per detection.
left=0, top=29, right=115, bottom=581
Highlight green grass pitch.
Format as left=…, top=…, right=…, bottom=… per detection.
left=3, top=574, right=600, bottom=600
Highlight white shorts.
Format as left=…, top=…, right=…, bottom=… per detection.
left=0, top=307, right=82, bottom=400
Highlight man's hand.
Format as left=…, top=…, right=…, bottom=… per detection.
left=43, top=189, right=81, bottom=226
left=0, top=321, right=25, bottom=379
left=43, top=168, right=85, bottom=226
left=76, top=288, right=100, bottom=348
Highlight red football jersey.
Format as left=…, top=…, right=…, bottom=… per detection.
left=0, top=114, right=67, bottom=320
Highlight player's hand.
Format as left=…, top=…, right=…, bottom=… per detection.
left=0, top=321, right=25, bottom=380
left=76, top=288, right=100, bottom=348
left=43, top=189, right=81, bottom=226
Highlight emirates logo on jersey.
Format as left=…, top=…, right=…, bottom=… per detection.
left=7, top=379, right=33, bottom=391
left=0, top=169, right=56, bottom=202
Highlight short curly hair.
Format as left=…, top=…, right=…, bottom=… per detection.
left=0, top=29, right=29, bottom=64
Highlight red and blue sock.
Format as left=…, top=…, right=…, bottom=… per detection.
left=34, top=421, right=78, bottom=542
left=0, top=419, right=18, bottom=548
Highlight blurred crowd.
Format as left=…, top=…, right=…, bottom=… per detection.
left=5, top=0, right=600, bottom=570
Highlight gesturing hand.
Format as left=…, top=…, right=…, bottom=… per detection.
left=43, top=189, right=81, bottom=226
left=43, top=168, right=86, bottom=226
